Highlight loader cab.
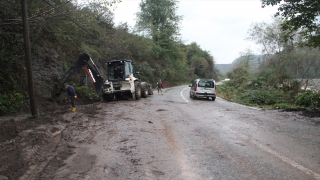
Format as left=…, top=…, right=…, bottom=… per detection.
left=106, top=60, right=133, bottom=81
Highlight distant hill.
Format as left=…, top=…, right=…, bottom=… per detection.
left=231, top=55, right=264, bottom=69
left=216, top=55, right=264, bottom=75
left=215, top=64, right=233, bottom=75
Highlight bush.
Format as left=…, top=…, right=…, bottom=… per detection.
left=75, top=85, right=99, bottom=99
left=272, top=103, right=291, bottom=109
left=216, top=84, right=238, bottom=101
left=294, top=90, right=320, bottom=107
left=239, top=89, right=286, bottom=106
left=0, top=93, right=26, bottom=115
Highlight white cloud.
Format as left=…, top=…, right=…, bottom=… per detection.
left=112, top=0, right=279, bottom=64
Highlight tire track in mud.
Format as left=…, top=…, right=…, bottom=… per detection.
left=51, top=90, right=320, bottom=179
left=143, top=100, right=200, bottom=180
left=80, top=99, right=197, bottom=180
left=50, top=102, right=119, bottom=179
left=16, top=121, right=70, bottom=180
left=160, top=118, right=198, bottom=180
left=17, top=102, right=115, bottom=179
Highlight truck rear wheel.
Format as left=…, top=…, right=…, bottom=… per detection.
left=141, top=82, right=148, bottom=98
left=134, top=81, right=141, bottom=100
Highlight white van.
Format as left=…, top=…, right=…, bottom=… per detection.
left=189, top=78, right=216, bottom=101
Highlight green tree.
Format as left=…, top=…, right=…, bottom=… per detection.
left=248, top=17, right=320, bottom=92
left=135, top=0, right=186, bottom=82
left=136, top=0, right=182, bottom=43
left=262, top=0, right=320, bottom=47
left=76, top=0, right=121, bottom=7
left=136, top=0, right=182, bottom=64
left=226, top=49, right=254, bottom=90
left=185, top=42, right=216, bottom=79
left=247, top=17, right=288, bottom=58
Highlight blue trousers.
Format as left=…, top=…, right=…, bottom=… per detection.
left=70, top=96, right=75, bottom=107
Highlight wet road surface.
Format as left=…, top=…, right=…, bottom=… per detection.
left=54, top=85, right=320, bottom=180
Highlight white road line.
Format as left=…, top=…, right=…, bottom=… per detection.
left=181, top=87, right=189, bottom=103
left=254, top=141, right=320, bottom=180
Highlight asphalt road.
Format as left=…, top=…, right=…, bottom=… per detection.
left=54, top=85, right=320, bottom=180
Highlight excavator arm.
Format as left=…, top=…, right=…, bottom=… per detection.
left=51, top=53, right=104, bottom=101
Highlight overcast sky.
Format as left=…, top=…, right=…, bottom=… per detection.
left=111, top=0, right=279, bottom=64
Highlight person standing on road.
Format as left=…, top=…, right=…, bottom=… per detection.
left=158, top=80, right=163, bottom=95
left=64, top=83, right=77, bottom=112
left=156, top=82, right=158, bottom=94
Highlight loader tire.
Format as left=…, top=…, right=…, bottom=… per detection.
left=103, top=94, right=114, bottom=101
left=134, top=81, right=141, bottom=100
left=141, top=82, right=148, bottom=98
left=115, top=93, right=123, bottom=100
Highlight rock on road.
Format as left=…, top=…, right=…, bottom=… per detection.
left=50, top=85, right=320, bottom=180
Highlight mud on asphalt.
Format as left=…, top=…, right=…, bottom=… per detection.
left=0, top=98, right=105, bottom=180
left=0, top=98, right=319, bottom=180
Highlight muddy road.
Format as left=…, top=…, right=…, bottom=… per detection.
left=1, top=85, right=320, bottom=180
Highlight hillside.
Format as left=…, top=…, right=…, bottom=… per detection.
left=215, top=64, right=233, bottom=75
left=231, top=55, right=264, bottom=69
left=216, top=55, right=264, bottom=75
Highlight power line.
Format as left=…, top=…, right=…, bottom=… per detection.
left=0, top=0, right=72, bottom=27
left=1, top=0, right=110, bottom=43
left=42, top=0, right=116, bottom=44
left=43, top=0, right=95, bottom=37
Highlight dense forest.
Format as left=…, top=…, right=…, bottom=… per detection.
left=0, top=0, right=217, bottom=114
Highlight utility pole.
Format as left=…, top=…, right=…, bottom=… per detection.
left=21, top=0, right=38, bottom=116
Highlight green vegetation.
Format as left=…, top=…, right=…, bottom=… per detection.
left=0, top=0, right=217, bottom=115
left=294, top=90, right=320, bottom=108
left=0, top=93, right=26, bottom=115
left=262, top=0, right=320, bottom=47
left=75, top=85, right=99, bottom=99
left=219, top=16, right=320, bottom=109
